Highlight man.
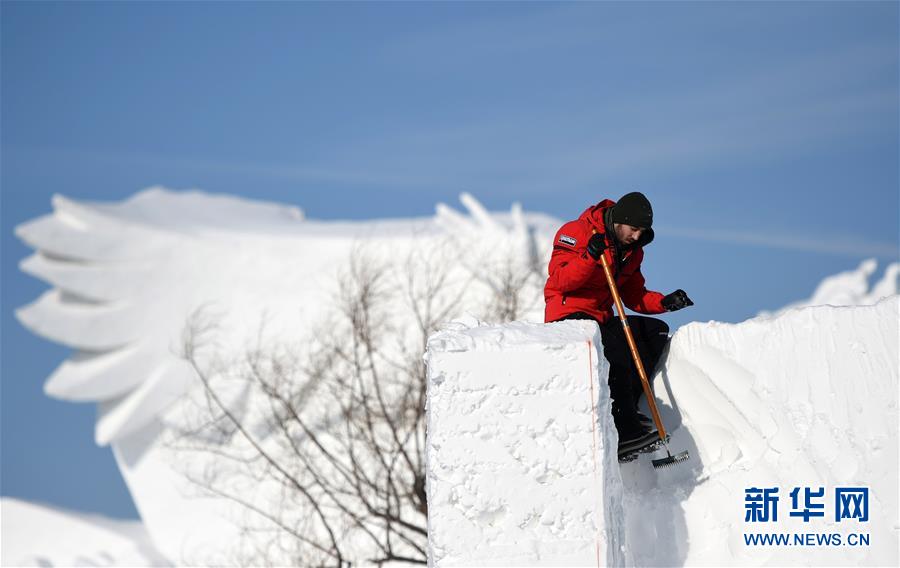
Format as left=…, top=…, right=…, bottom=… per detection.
left=543, top=191, right=693, bottom=457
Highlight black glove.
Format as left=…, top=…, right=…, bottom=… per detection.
left=662, top=289, right=693, bottom=312
left=586, top=233, right=607, bottom=260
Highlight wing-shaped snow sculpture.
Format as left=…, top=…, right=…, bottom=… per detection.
left=15, top=186, right=559, bottom=565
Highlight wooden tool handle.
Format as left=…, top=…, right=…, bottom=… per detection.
left=594, top=231, right=667, bottom=440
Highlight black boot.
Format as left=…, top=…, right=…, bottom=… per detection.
left=617, top=426, right=660, bottom=460
left=613, top=405, right=658, bottom=453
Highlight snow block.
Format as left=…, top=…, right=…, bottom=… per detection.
left=641, top=296, right=900, bottom=567
left=424, top=319, right=626, bottom=567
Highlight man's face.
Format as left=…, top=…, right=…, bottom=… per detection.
left=613, top=223, right=645, bottom=246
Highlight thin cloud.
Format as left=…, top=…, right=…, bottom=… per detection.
left=309, top=37, right=898, bottom=195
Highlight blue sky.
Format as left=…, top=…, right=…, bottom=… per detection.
left=2, top=2, right=897, bottom=519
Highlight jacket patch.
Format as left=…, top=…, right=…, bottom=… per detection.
left=558, top=234, right=577, bottom=246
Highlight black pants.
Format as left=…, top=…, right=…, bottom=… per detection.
left=556, top=312, right=670, bottom=431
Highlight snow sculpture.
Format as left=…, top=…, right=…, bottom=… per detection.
left=13, top=186, right=898, bottom=567
left=424, top=318, right=626, bottom=567
left=14, top=186, right=556, bottom=565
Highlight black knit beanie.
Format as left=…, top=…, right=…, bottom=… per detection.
left=611, top=191, right=653, bottom=228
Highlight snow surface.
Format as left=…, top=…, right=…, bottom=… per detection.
left=424, top=319, right=625, bottom=566
left=10, top=187, right=899, bottom=566
left=626, top=295, right=898, bottom=566
left=0, top=497, right=168, bottom=567
left=424, top=300, right=898, bottom=567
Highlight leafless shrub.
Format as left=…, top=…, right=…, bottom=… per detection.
left=166, top=235, right=540, bottom=566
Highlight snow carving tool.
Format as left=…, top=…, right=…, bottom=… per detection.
left=594, top=229, right=690, bottom=469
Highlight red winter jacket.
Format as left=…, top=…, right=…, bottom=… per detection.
left=543, top=199, right=666, bottom=324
